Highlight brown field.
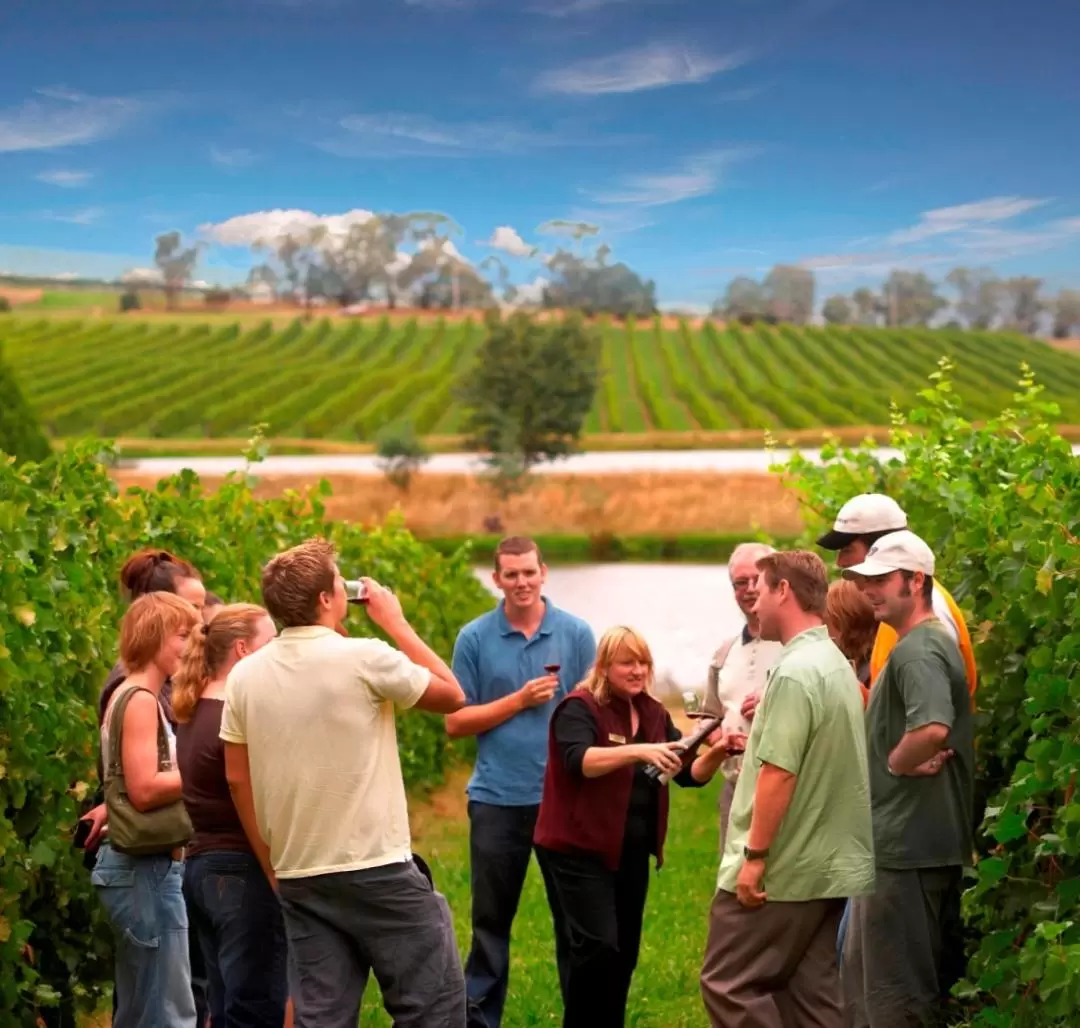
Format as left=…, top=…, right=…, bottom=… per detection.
left=110, top=468, right=805, bottom=538
left=0, top=285, right=45, bottom=305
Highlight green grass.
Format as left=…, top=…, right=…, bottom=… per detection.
left=25, top=289, right=123, bottom=309
left=360, top=779, right=722, bottom=1026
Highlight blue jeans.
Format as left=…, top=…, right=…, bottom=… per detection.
left=92, top=842, right=196, bottom=1028
left=184, top=850, right=288, bottom=1028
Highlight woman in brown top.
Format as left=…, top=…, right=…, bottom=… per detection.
left=173, top=603, right=287, bottom=1028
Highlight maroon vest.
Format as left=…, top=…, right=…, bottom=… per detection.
left=534, top=687, right=672, bottom=871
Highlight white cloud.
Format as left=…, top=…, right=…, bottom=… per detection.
left=320, top=112, right=567, bottom=158
left=887, top=196, right=1049, bottom=246
left=210, top=145, right=258, bottom=169
left=0, top=88, right=142, bottom=153
left=534, top=43, right=748, bottom=95
left=121, top=267, right=165, bottom=285
left=44, top=206, right=105, bottom=226
left=486, top=226, right=535, bottom=258
left=200, top=208, right=375, bottom=247
left=533, top=0, right=631, bottom=16
left=512, top=277, right=550, bottom=305
left=659, top=300, right=711, bottom=316
left=36, top=169, right=92, bottom=188
left=589, top=148, right=754, bottom=207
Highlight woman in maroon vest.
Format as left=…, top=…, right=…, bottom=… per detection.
left=534, top=626, right=737, bottom=1027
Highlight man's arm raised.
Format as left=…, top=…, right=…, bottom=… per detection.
left=362, top=578, right=465, bottom=714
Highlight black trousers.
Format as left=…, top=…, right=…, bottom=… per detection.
left=535, top=843, right=651, bottom=1028
left=465, top=802, right=542, bottom=1028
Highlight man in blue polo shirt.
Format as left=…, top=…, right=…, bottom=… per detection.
left=447, top=536, right=596, bottom=1028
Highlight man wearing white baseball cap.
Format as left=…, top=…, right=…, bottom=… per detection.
left=816, top=494, right=977, bottom=702
left=840, top=530, right=975, bottom=1028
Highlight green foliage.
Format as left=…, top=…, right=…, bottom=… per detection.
left=0, top=298, right=11, bottom=313
left=0, top=442, right=490, bottom=1025
left=118, top=291, right=141, bottom=313
left=776, top=360, right=1080, bottom=1027
left=376, top=423, right=430, bottom=491
left=460, top=313, right=602, bottom=497
left=0, top=345, right=51, bottom=463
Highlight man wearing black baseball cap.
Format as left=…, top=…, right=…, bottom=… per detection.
left=839, top=530, right=975, bottom=1028
left=816, top=494, right=976, bottom=701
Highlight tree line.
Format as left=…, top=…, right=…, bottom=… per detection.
left=719, top=266, right=1080, bottom=338
left=140, top=218, right=1078, bottom=338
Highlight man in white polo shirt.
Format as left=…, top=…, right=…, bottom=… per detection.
left=220, top=538, right=468, bottom=1028
left=704, top=542, right=783, bottom=847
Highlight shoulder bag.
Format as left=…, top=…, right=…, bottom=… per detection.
left=104, top=685, right=192, bottom=856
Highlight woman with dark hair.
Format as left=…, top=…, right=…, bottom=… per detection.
left=173, top=604, right=290, bottom=1028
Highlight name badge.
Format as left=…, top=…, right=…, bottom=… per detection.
left=608, top=733, right=626, bottom=744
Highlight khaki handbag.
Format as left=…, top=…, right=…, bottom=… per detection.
left=104, top=685, right=192, bottom=856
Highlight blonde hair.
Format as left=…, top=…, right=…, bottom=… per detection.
left=172, top=603, right=269, bottom=723
left=578, top=626, right=654, bottom=705
left=119, top=593, right=200, bottom=672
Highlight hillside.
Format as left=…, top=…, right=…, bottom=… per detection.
left=3, top=314, right=1080, bottom=444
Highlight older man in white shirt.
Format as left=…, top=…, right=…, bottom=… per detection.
left=704, top=542, right=784, bottom=847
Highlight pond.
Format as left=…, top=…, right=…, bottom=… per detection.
left=475, top=563, right=743, bottom=693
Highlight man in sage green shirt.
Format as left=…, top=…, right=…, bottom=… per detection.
left=700, top=551, right=874, bottom=1028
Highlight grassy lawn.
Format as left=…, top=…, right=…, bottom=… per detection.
left=360, top=771, right=722, bottom=1026
left=83, top=769, right=723, bottom=1027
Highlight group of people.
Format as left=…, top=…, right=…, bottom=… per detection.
left=77, top=488, right=976, bottom=1028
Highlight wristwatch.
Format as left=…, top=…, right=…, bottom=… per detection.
left=743, top=845, right=769, bottom=860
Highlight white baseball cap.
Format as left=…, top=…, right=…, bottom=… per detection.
left=843, top=530, right=935, bottom=578
left=817, top=493, right=908, bottom=550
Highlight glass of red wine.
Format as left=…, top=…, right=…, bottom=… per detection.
left=544, top=661, right=561, bottom=675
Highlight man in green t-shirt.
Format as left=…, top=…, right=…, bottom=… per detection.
left=841, top=530, right=975, bottom=1028
left=700, top=551, right=874, bottom=1028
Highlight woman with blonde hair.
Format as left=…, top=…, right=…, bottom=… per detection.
left=173, top=603, right=289, bottom=1028
left=92, top=592, right=201, bottom=1028
left=534, top=626, right=740, bottom=1027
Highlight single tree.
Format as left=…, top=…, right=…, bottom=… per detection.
left=851, top=287, right=882, bottom=326
left=946, top=267, right=1002, bottom=329
left=459, top=313, right=601, bottom=497
left=881, top=271, right=946, bottom=326
left=154, top=231, right=199, bottom=311
left=763, top=265, right=815, bottom=324
left=822, top=295, right=853, bottom=324
left=375, top=424, right=430, bottom=492
left=716, top=277, right=766, bottom=321
left=1052, top=289, right=1080, bottom=339
left=1002, top=277, right=1044, bottom=335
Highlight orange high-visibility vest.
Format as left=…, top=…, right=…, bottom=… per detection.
left=869, top=580, right=978, bottom=703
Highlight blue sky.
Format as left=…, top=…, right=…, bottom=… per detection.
left=1, top=0, right=1078, bottom=308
